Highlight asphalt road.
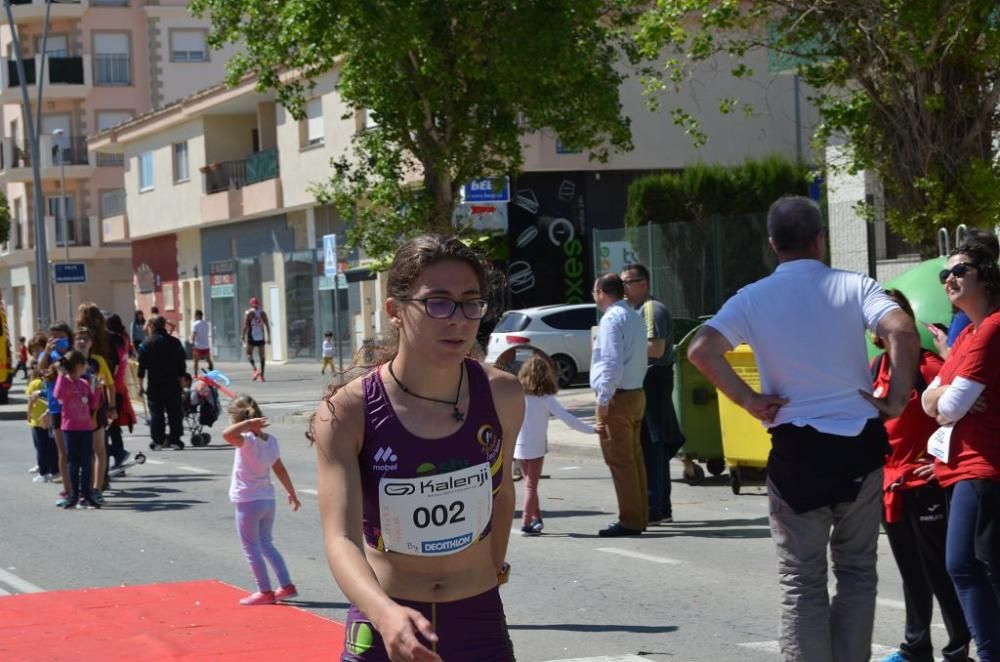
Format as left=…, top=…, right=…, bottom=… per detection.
left=0, top=364, right=959, bottom=661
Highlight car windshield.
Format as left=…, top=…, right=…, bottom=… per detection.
left=494, top=311, right=530, bottom=332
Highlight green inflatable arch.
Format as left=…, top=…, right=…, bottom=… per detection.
left=871, top=256, right=951, bottom=356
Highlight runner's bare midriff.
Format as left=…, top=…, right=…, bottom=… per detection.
left=366, top=537, right=498, bottom=602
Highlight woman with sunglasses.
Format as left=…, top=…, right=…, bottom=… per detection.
left=921, top=241, right=1000, bottom=659
left=311, top=235, right=524, bottom=661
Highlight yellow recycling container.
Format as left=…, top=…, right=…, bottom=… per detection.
left=717, top=344, right=771, bottom=494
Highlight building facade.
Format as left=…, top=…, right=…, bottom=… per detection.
left=0, top=0, right=238, bottom=340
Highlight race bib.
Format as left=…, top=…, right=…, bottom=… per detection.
left=378, top=463, right=493, bottom=556
left=927, top=425, right=953, bottom=463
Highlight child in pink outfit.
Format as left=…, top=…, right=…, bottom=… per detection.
left=53, top=350, right=103, bottom=509
left=222, top=394, right=301, bottom=606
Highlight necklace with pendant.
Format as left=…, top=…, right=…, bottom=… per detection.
left=387, top=361, right=465, bottom=422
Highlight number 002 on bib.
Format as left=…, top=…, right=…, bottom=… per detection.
left=378, top=463, right=493, bottom=556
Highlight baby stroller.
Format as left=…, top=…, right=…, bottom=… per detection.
left=183, top=372, right=221, bottom=446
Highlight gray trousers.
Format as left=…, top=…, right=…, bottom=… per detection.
left=768, top=468, right=882, bottom=662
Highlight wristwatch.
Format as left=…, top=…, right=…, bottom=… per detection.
left=497, top=562, right=511, bottom=586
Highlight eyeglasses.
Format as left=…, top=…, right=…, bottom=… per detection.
left=939, top=263, right=975, bottom=284
left=398, top=297, right=488, bottom=320
left=622, top=278, right=646, bottom=286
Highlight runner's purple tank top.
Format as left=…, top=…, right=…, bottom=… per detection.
left=360, top=358, right=504, bottom=553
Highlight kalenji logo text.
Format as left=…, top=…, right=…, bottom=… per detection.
left=418, top=465, right=489, bottom=495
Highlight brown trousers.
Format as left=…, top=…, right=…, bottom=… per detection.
left=597, top=389, right=648, bottom=530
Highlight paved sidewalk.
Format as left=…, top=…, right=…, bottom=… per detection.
left=0, top=357, right=602, bottom=456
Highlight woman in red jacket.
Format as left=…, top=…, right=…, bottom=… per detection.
left=921, top=241, right=1000, bottom=659
left=872, top=289, right=970, bottom=662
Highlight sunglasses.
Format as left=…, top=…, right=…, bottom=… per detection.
left=938, top=263, right=975, bottom=284
left=398, top=296, right=488, bottom=320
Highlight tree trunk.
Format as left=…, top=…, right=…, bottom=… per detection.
left=423, top=164, right=457, bottom=235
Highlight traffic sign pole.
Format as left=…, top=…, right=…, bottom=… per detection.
left=323, top=234, right=345, bottom=373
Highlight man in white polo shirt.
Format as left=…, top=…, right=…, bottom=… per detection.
left=688, top=196, right=920, bottom=662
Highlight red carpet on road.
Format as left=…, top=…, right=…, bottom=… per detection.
left=0, top=579, right=345, bottom=661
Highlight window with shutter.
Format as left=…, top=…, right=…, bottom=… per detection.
left=170, top=30, right=207, bottom=62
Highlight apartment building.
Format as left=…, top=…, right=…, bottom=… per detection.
left=0, top=0, right=238, bottom=341
left=90, top=70, right=371, bottom=362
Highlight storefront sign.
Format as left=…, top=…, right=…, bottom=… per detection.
left=209, top=261, right=235, bottom=299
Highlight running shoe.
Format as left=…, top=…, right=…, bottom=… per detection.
left=239, top=591, right=276, bottom=606
left=108, top=466, right=126, bottom=478
left=520, top=525, right=541, bottom=537
left=168, top=440, right=185, bottom=450
left=91, top=490, right=105, bottom=505
left=84, top=498, right=102, bottom=510
left=149, top=442, right=163, bottom=451
left=274, top=584, right=298, bottom=600
left=44, top=474, right=55, bottom=483
left=28, top=465, right=39, bottom=474
left=530, top=518, right=544, bottom=534
left=56, top=492, right=72, bottom=508
left=32, top=474, right=46, bottom=483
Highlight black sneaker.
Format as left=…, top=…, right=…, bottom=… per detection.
left=149, top=442, right=163, bottom=451
left=84, top=498, right=102, bottom=510
left=168, top=440, right=185, bottom=450
left=597, top=522, right=643, bottom=537
left=520, top=525, right=540, bottom=537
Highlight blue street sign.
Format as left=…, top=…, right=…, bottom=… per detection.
left=53, top=262, right=86, bottom=284
left=323, top=234, right=338, bottom=277
left=462, top=177, right=510, bottom=203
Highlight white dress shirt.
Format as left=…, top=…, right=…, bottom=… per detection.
left=706, top=259, right=898, bottom=436
left=590, top=299, right=648, bottom=406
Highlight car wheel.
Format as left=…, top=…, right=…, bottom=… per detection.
left=551, top=354, right=578, bottom=388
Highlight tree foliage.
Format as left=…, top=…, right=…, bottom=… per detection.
left=633, top=0, right=1000, bottom=251
left=191, top=0, right=640, bottom=259
left=625, top=155, right=811, bottom=226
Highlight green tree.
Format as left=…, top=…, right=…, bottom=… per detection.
left=192, top=0, right=639, bottom=258
left=633, top=0, right=1000, bottom=251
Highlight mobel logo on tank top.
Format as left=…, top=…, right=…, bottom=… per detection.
left=372, top=447, right=399, bottom=471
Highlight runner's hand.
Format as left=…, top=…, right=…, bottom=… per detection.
left=288, top=494, right=301, bottom=512
left=379, top=605, right=441, bottom=662
left=743, top=393, right=788, bottom=424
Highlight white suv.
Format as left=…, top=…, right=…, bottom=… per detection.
left=485, top=303, right=597, bottom=387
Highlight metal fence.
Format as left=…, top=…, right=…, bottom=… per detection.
left=593, top=214, right=776, bottom=319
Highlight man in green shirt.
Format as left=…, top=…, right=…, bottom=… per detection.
left=622, top=263, right=685, bottom=523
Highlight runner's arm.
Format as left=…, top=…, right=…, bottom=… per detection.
left=314, top=384, right=399, bottom=629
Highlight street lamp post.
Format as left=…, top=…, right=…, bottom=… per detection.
left=52, top=128, right=70, bottom=318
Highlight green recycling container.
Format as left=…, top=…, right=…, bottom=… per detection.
left=673, top=323, right=725, bottom=483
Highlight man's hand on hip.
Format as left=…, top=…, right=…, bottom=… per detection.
left=743, top=392, right=788, bottom=424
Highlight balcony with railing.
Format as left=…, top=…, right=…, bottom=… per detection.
left=0, top=134, right=93, bottom=182
left=9, top=0, right=87, bottom=24
left=0, top=54, right=92, bottom=101
left=100, top=190, right=128, bottom=243
left=201, top=148, right=282, bottom=223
